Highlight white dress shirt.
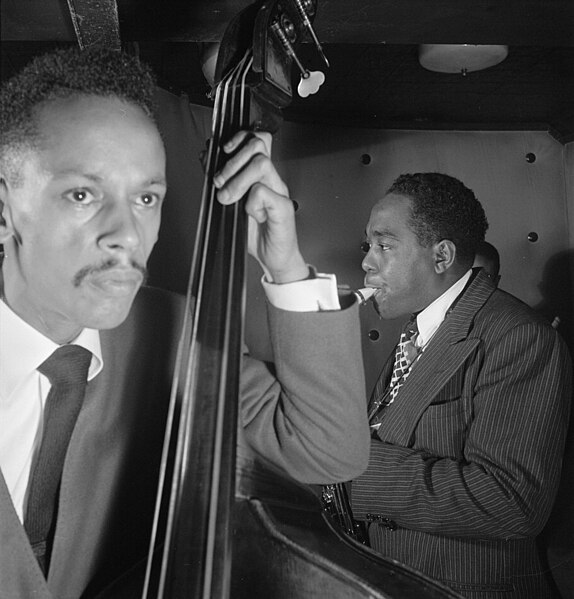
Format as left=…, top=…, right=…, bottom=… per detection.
left=0, top=271, right=340, bottom=522
left=413, top=270, right=472, bottom=350
left=0, top=299, right=103, bottom=522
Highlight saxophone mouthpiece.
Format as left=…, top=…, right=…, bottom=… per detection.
left=353, top=287, right=376, bottom=305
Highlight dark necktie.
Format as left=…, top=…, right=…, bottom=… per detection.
left=24, top=344, right=91, bottom=575
left=369, top=317, right=419, bottom=428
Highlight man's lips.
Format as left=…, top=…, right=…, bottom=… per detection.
left=364, top=281, right=384, bottom=300
left=364, top=279, right=381, bottom=291
left=86, top=268, right=143, bottom=295
left=74, top=259, right=148, bottom=290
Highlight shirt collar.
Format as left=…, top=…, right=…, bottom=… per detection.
left=414, top=269, right=472, bottom=348
left=0, top=298, right=103, bottom=400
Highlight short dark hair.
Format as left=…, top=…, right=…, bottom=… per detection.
left=0, top=46, right=157, bottom=185
left=387, top=172, right=488, bottom=265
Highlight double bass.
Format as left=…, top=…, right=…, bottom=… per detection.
left=135, top=2, right=462, bottom=597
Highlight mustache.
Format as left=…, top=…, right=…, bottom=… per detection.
left=73, top=259, right=148, bottom=287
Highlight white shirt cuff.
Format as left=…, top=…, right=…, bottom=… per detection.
left=262, top=271, right=341, bottom=312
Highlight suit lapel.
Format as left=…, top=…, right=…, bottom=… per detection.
left=0, top=470, right=52, bottom=598
left=375, top=271, right=495, bottom=445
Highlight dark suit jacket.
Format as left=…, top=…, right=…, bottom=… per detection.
left=0, top=285, right=369, bottom=598
left=352, top=270, right=573, bottom=599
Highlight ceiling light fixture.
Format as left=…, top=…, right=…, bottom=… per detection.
left=418, top=44, right=509, bottom=76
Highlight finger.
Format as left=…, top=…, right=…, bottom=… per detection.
left=222, top=130, right=272, bottom=157
left=213, top=132, right=272, bottom=191
left=216, top=153, right=288, bottom=205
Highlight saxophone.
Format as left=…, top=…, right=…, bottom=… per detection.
left=321, top=482, right=369, bottom=545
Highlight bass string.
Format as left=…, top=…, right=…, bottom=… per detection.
left=201, top=53, right=253, bottom=598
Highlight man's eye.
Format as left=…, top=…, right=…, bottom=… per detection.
left=65, top=189, right=94, bottom=204
left=361, top=241, right=371, bottom=253
left=137, top=193, right=159, bottom=207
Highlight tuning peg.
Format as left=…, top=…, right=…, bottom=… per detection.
left=293, top=0, right=329, bottom=68
left=270, top=21, right=312, bottom=80
left=297, top=70, right=325, bottom=97
left=271, top=15, right=326, bottom=98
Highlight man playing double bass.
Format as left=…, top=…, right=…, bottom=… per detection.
left=0, top=47, right=369, bottom=597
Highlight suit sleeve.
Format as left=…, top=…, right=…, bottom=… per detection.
left=352, top=322, right=573, bottom=538
left=239, top=299, right=370, bottom=484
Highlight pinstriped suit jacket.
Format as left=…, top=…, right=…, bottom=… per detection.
left=352, top=269, right=573, bottom=599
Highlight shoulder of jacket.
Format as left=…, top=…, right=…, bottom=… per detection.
left=475, top=288, right=554, bottom=336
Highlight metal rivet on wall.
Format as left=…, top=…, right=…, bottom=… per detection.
left=527, top=232, right=539, bottom=242
left=368, top=329, right=380, bottom=341
left=361, top=154, right=372, bottom=166
left=525, top=153, right=536, bottom=163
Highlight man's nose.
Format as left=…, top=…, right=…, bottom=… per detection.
left=98, top=201, right=141, bottom=253
left=361, top=249, right=377, bottom=273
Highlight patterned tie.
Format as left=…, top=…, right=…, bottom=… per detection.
left=388, top=317, right=419, bottom=403
left=24, top=344, right=91, bottom=575
left=369, top=317, right=419, bottom=428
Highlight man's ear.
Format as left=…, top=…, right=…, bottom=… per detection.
left=433, top=239, right=456, bottom=274
left=0, top=177, right=16, bottom=244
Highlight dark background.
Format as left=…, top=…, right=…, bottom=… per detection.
left=2, top=0, right=574, bottom=143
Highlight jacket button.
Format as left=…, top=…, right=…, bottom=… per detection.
left=384, top=519, right=398, bottom=531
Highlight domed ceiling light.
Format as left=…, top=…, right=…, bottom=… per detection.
left=418, top=44, right=509, bottom=76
